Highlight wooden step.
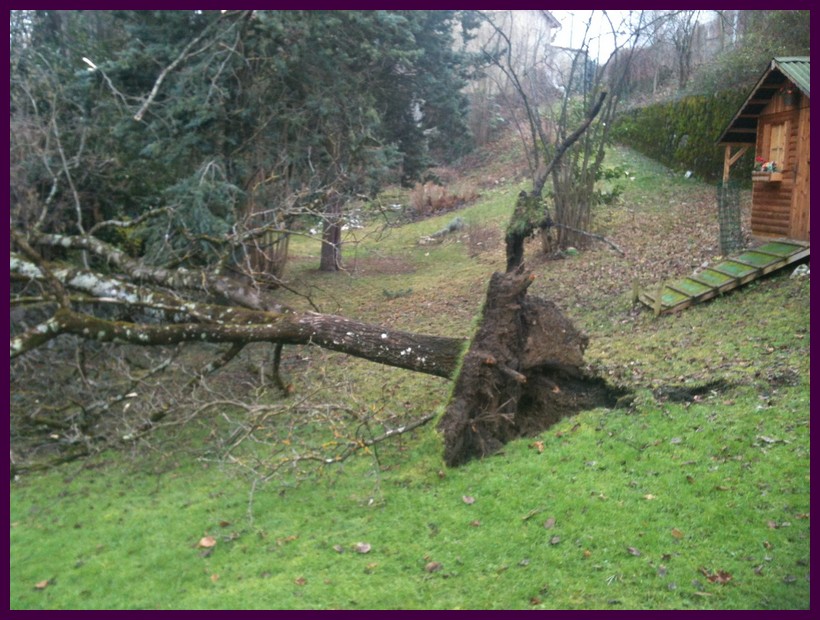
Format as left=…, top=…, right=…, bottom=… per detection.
left=638, top=242, right=809, bottom=316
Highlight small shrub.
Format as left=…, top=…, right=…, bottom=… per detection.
left=408, top=181, right=479, bottom=219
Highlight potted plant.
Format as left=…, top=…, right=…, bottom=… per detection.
left=752, top=157, right=782, bottom=182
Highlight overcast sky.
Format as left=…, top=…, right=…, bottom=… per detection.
left=550, top=10, right=633, bottom=61
left=551, top=10, right=717, bottom=62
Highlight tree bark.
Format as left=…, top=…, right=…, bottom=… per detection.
left=319, top=197, right=343, bottom=272
left=13, top=307, right=463, bottom=378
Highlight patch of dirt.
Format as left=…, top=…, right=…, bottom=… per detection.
left=763, top=367, right=802, bottom=389
left=464, top=224, right=502, bottom=258
left=652, top=379, right=732, bottom=403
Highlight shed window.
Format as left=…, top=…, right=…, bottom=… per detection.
left=768, top=121, right=787, bottom=168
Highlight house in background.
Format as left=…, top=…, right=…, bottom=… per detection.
left=717, top=57, right=810, bottom=242
left=463, top=11, right=561, bottom=145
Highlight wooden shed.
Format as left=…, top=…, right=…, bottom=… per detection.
left=717, top=57, right=810, bottom=242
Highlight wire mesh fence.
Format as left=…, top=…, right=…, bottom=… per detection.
left=717, top=180, right=743, bottom=255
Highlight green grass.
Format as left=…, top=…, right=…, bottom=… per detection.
left=10, top=146, right=810, bottom=609
left=11, top=381, right=809, bottom=609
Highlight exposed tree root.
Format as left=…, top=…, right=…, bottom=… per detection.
left=438, top=265, right=628, bottom=466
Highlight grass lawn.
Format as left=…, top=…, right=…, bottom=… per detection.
left=10, top=145, right=810, bottom=609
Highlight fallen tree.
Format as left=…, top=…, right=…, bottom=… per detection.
left=10, top=250, right=462, bottom=379
left=12, top=88, right=625, bottom=473
left=12, top=224, right=625, bottom=470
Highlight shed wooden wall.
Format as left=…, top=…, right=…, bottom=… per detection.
left=751, top=90, right=810, bottom=241
left=791, top=103, right=809, bottom=241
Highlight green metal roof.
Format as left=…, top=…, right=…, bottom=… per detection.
left=776, top=56, right=810, bottom=95
left=717, top=57, right=810, bottom=145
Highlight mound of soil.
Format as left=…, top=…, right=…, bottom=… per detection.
left=438, top=266, right=627, bottom=466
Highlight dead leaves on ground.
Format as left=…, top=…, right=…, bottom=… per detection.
left=699, top=566, right=732, bottom=585
left=195, top=527, right=254, bottom=550
left=330, top=541, right=372, bottom=555
left=353, top=542, right=372, bottom=554
left=195, top=535, right=218, bottom=558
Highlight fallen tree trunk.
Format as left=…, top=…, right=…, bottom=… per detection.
left=10, top=253, right=463, bottom=377
left=13, top=233, right=623, bottom=469
left=12, top=306, right=463, bottom=378
left=438, top=265, right=624, bottom=466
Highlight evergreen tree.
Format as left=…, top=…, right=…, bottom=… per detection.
left=11, top=10, right=477, bottom=274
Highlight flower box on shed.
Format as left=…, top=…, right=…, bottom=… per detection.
left=751, top=171, right=783, bottom=182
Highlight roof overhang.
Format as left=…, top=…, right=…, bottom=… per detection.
left=716, top=57, right=810, bottom=145
left=541, top=10, right=561, bottom=30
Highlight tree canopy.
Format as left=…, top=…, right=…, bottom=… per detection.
left=11, top=10, right=478, bottom=275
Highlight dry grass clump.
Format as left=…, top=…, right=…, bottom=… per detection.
left=408, top=180, right=479, bottom=219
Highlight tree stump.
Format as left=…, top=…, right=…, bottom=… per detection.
left=438, top=265, right=623, bottom=466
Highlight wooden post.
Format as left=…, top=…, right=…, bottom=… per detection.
left=722, top=144, right=750, bottom=182
left=723, top=145, right=731, bottom=183
left=653, top=281, right=664, bottom=317
left=631, top=279, right=640, bottom=306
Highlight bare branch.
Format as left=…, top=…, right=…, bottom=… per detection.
left=32, top=232, right=276, bottom=311
left=133, top=12, right=239, bottom=122
left=553, top=223, right=625, bottom=256
left=11, top=230, right=70, bottom=308
left=88, top=206, right=173, bottom=236
left=476, top=11, right=552, bottom=176
left=186, top=342, right=246, bottom=388
left=82, top=57, right=132, bottom=110
left=50, top=113, right=85, bottom=236
left=10, top=315, right=63, bottom=357
left=533, top=90, right=607, bottom=197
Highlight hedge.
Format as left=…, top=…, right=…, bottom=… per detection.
left=612, top=90, right=755, bottom=184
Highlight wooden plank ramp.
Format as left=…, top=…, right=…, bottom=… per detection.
left=638, top=241, right=809, bottom=316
